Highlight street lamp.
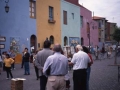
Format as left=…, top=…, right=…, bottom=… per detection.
left=5, top=0, right=9, bottom=13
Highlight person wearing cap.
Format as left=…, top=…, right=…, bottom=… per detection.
left=69, top=45, right=91, bottom=90
left=43, top=44, right=68, bottom=90
left=35, top=40, right=54, bottom=90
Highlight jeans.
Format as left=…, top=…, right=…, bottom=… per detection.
left=24, top=62, right=30, bottom=74
left=86, top=67, right=91, bottom=90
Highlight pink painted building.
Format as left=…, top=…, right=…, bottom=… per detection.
left=80, top=5, right=98, bottom=47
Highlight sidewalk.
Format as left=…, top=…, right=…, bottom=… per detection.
left=0, top=56, right=120, bottom=90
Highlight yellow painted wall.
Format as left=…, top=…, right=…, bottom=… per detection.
left=36, top=0, right=61, bottom=49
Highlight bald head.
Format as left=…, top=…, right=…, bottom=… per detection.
left=53, top=44, right=62, bottom=52
left=76, top=45, right=83, bottom=51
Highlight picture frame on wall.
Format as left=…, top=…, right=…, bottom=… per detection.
left=0, top=36, right=6, bottom=42
left=0, top=44, right=5, bottom=49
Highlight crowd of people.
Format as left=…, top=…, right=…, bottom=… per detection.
left=0, top=40, right=95, bottom=90
left=31, top=40, right=93, bottom=90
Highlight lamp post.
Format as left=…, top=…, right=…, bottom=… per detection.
left=5, top=0, right=9, bottom=13
left=87, top=22, right=94, bottom=52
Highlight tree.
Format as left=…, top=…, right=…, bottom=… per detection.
left=113, top=27, right=120, bottom=43
left=112, top=27, right=120, bottom=64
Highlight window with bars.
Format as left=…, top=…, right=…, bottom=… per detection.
left=49, top=6, right=54, bottom=20
left=63, top=10, right=67, bottom=25
left=29, top=0, right=36, bottom=19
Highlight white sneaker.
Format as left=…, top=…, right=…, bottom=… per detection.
left=11, top=78, right=14, bottom=80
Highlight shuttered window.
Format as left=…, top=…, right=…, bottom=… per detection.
left=29, top=0, right=36, bottom=19
left=63, top=10, right=67, bottom=25
left=49, top=6, right=54, bottom=20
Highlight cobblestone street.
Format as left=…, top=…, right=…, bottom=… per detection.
left=0, top=54, right=120, bottom=90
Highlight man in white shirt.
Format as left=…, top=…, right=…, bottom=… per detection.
left=69, top=45, right=91, bottom=90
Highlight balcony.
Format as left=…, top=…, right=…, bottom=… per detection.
left=48, top=19, right=56, bottom=24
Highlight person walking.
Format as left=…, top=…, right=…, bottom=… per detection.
left=43, top=44, right=68, bottom=90
left=3, top=54, right=14, bottom=79
left=69, top=45, right=91, bottom=90
left=35, top=40, right=54, bottom=90
left=10, top=50, right=16, bottom=70
left=2, top=52, right=6, bottom=71
left=23, top=48, right=30, bottom=75
left=21, top=50, right=25, bottom=68
left=33, top=50, right=39, bottom=80
left=82, top=46, right=93, bottom=90
left=94, top=45, right=99, bottom=60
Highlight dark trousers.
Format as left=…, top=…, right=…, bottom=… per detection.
left=21, top=59, right=24, bottom=68
left=5, top=67, right=13, bottom=78
left=40, top=75, right=48, bottom=90
left=3, top=63, right=5, bottom=71
left=34, top=66, right=39, bottom=79
left=73, top=69, right=87, bottom=90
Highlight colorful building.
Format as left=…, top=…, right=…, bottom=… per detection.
left=106, top=22, right=116, bottom=41
left=0, top=0, right=37, bottom=63
left=80, top=6, right=98, bottom=47
left=36, top=0, right=61, bottom=48
left=93, top=16, right=106, bottom=43
left=61, top=0, right=80, bottom=47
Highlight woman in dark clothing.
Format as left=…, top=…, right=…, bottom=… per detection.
left=82, top=46, right=93, bottom=90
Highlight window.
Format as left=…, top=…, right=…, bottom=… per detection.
left=80, top=16, right=83, bottom=27
left=72, top=13, right=74, bottom=19
left=29, top=0, right=36, bottom=19
left=64, top=36, right=68, bottom=46
left=63, top=10, right=67, bottom=25
left=49, top=6, right=54, bottom=20
left=99, top=22, right=101, bottom=28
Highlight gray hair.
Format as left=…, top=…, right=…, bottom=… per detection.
left=53, top=44, right=62, bottom=52
left=76, top=45, right=83, bottom=51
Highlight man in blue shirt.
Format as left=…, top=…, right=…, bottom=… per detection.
left=43, top=44, right=68, bottom=90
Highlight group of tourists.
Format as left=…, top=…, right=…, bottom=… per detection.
left=93, top=44, right=113, bottom=60
left=0, top=50, right=15, bottom=79
left=30, top=40, right=93, bottom=90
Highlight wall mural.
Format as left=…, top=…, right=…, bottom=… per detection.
left=69, top=37, right=80, bottom=47
left=10, top=37, right=20, bottom=54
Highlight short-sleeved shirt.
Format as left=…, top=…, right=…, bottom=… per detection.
left=71, top=51, right=91, bottom=70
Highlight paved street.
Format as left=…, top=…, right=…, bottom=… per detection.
left=0, top=54, right=120, bottom=90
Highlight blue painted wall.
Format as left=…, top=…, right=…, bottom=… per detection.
left=61, top=0, right=81, bottom=47
left=0, top=0, right=36, bottom=53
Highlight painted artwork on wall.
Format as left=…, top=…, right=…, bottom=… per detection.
left=10, top=37, right=20, bottom=54
left=69, top=37, right=80, bottom=47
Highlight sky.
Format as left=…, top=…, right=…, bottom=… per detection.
left=79, top=0, right=120, bottom=27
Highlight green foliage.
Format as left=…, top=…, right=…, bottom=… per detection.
left=113, top=27, right=120, bottom=42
